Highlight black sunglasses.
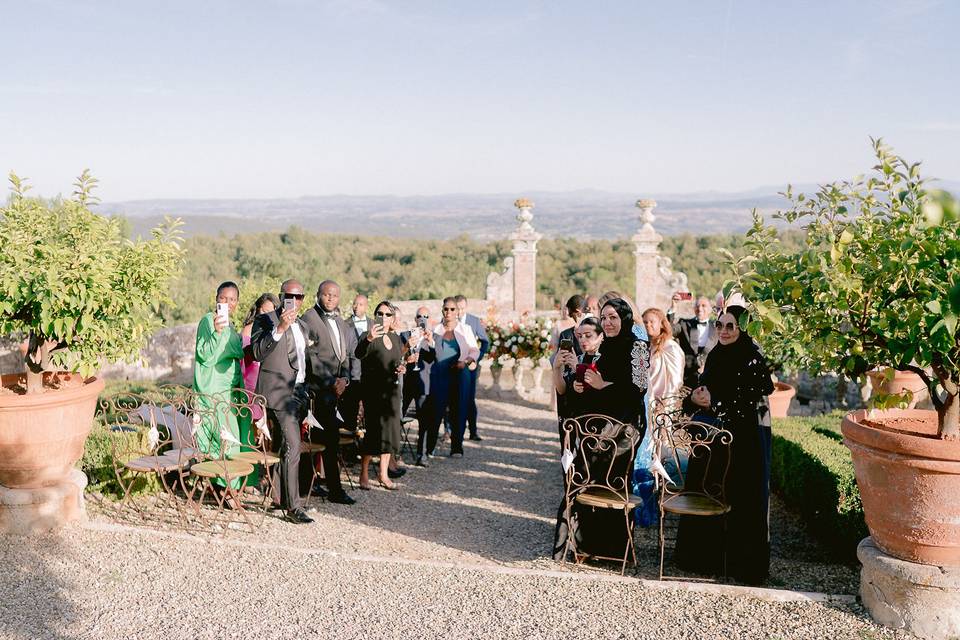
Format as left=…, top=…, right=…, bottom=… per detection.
left=416, top=314, right=429, bottom=319
left=374, top=311, right=394, bottom=317
left=715, top=321, right=737, bottom=331
left=283, top=293, right=305, bottom=300
left=442, top=307, right=457, bottom=312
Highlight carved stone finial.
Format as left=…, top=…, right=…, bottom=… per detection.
left=514, top=198, right=536, bottom=234
left=635, top=199, right=657, bottom=228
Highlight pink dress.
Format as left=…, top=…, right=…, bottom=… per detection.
left=241, top=334, right=263, bottom=421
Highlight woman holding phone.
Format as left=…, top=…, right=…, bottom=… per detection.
left=355, top=300, right=405, bottom=490
left=240, top=292, right=281, bottom=422
left=552, top=317, right=603, bottom=422
left=193, top=281, right=257, bottom=499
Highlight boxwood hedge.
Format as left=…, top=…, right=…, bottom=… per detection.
left=771, top=413, right=868, bottom=561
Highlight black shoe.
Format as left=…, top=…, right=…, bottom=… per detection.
left=387, top=467, right=407, bottom=479
left=310, top=481, right=328, bottom=498
left=414, top=457, right=429, bottom=467
left=468, top=434, right=483, bottom=442
left=328, top=492, right=356, bottom=505
left=284, top=508, right=314, bottom=524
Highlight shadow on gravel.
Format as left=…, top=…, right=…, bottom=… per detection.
left=0, top=533, right=78, bottom=639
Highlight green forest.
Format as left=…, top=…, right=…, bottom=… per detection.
left=160, top=227, right=807, bottom=325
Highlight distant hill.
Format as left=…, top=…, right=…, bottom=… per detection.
left=99, top=182, right=960, bottom=240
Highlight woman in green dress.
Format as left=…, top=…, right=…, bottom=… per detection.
left=193, top=281, right=257, bottom=491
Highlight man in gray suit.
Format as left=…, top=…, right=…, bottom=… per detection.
left=455, top=294, right=489, bottom=441
left=668, top=294, right=718, bottom=388
left=300, top=280, right=357, bottom=505
left=251, top=278, right=314, bottom=524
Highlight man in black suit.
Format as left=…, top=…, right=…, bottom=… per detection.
left=251, top=278, right=314, bottom=524
left=300, top=279, right=357, bottom=505
left=401, top=306, right=437, bottom=466
left=347, top=294, right=371, bottom=340
left=455, top=294, right=489, bottom=441
left=668, top=294, right=718, bottom=388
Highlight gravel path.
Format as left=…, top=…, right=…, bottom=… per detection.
left=0, top=396, right=914, bottom=639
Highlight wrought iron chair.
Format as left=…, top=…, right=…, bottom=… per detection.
left=655, top=416, right=733, bottom=580
left=98, top=388, right=199, bottom=528
left=185, top=391, right=258, bottom=533
left=559, top=413, right=643, bottom=575
left=224, top=388, right=279, bottom=524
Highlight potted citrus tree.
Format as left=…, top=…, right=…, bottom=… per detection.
left=0, top=172, right=184, bottom=497
left=727, top=140, right=960, bottom=635
left=730, top=139, right=960, bottom=561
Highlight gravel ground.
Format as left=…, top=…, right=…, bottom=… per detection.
left=0, top=396, right=914, bottom=639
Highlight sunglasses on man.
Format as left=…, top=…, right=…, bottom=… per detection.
left=416, top=314, right=429, bottom=319
left=282, top=292, right=305, bottom=300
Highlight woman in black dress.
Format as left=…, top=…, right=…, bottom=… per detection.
left=355, top=301, right=405, bottom=491
left=678, top=305, right=774, bottom=584
left=552, top=299, right=650, bottom=560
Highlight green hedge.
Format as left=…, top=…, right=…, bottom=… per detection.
left=771, top=413, right=868, bottom=562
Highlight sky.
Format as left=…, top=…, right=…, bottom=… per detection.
left=1, top=0, right=958, bottom=201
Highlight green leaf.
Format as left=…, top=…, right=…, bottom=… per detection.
left=926, top=300, right=942, bottom=315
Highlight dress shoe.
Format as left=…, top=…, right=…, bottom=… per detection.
left=284, top=508, right=314, bottom=524
left=468, top=434, right=483, bottom=442
left=387, top=467, right=407, bottom=479
left=328, top=492, right=356, bottom=505
left=414, top=456, right=429, bottom=467
left=310, top=481, right=329, bottom=498
left=450, top=450, right=464, bottom=458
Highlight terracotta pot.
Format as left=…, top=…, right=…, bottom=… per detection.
left=0, top=373, right=104, bottom=489
left=768, top=382, right=796, bottom=418
left=867, top=369, right=928, bottom=409
left=842, top=408, right=960, bottom=567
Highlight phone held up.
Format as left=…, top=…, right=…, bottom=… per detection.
left=676, top=291, right=693, bottom=301
left=283, top=297, right=295, bottom=312
left=216, top=302, right=229, bottom=324
left=575, top=362, right=597, bottom=384
left=559, top=338, right=574, bottom=352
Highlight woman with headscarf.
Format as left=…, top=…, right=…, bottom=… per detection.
left=552, top=299, right=650, bottom=561
left=676, top=305, right=774, bottom=584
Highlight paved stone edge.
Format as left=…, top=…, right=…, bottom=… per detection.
left=79, top=520, right=857, bottom=605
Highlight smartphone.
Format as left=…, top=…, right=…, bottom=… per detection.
left=677, top=291, right=693, bottom=301
left=373, top=316, right=384, bottom=327
left=559, top=338, right=574, bottom=352
left=216, top=302, right=229, bottom=323
left=575, top=362, right=597, bottom=383
left=283, top=297, right=295, bottom=312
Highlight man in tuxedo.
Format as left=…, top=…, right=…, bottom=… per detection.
left=668, top=294, right=718, bottom=388
left=455, top=294, right=489, bottom=441
left=347, top=294, right=371, bottom=340
left=251, top=278, right=314, bottom=524
left=300, top=279, right=357, bottom=505
left=401, top=306, right=437, bottom=466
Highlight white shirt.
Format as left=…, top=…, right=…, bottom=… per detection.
left=273, top=322, right=306, bottom=384
left=352, top=316, right=368, bottom=334
left=696, top=320, right=710, bottom=349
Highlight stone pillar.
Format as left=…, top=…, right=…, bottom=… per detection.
left=632, top=199, right=662, bottom=312
left=510, top=198, right=541, bottom=315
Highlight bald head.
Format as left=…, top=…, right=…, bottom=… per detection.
left=352, top=294, right=368, bottom=318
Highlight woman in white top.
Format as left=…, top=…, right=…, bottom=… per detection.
left=641, top=307, right=684, bottom=403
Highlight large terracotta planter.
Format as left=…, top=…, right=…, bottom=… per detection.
left=768, top=382, right=795, bottom=418
left=867, top=369, right=928, bottom=409
left=842, top=408, right=960, bottom=567
left=0, top=372, right=104, bottom=489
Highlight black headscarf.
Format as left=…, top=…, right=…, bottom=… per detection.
left=594, top=299, right=649, bottom=425
left=598, top=298, right=636, bottom=363
left=699, top=305, right=774, bottom=424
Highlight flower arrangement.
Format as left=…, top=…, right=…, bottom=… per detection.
left=486, top=315, right=553, bottom=368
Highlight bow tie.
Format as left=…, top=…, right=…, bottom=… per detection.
left=317, top=307, right=339, bottom=320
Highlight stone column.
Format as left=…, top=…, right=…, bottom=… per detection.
left=510, top=198, right=541, bottom=315
left=632, top=199, right=662, bottom=312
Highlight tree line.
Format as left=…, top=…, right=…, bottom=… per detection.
left=159, top=226, right=807, bottom=325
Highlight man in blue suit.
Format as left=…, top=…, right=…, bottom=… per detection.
left=455, top=294, right=489, bottom=441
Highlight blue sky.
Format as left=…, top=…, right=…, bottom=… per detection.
left=1, top=0, right=957, bottom=201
